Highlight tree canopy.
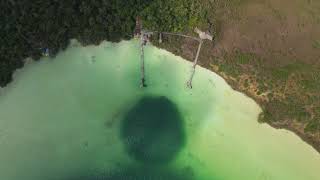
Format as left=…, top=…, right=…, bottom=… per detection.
left=0, top=0, right=208, bottom=86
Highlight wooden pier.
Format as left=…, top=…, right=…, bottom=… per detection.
left=134, top=17, right=213, bottom=89
left=140, top=38, right=146, bottom=87
left=187, top=39, right=203, bottom=88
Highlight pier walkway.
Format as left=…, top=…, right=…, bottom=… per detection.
left=135, top=18, right=213, bottom=88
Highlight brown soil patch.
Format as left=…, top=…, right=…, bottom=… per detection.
left=214, top=0, right=320, bottom=66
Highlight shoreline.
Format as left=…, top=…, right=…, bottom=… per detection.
left=1, top=37, right=319, bottom=154
left=152, top=40, right=320, bottom=154
left=221, top=70, right=320, bottom=154
left=2, top=40, right=320, bottom=180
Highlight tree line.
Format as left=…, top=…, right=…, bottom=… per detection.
left=0, top=0, right=207, bottom=86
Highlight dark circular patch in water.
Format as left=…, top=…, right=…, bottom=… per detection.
left=68, top=167, right=194, bottom=180
left=120, top=96, right=186, bottom=164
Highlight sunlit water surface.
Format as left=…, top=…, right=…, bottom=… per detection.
left=0, top=40, right=320, bottom=180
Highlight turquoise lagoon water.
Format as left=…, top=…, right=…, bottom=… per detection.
left=0, top=40, right=320, bottom=180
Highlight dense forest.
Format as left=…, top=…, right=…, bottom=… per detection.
left=0, top=0, right=207, bottom=87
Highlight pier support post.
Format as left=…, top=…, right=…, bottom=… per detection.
left=159, top=33, right=162, bottom=43
left=140, top=36, right=146, bottom=88
left=187, top=40, right=203, bottom=89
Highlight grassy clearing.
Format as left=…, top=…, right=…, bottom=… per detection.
left=312, top=40, right=320, bottom=49
left=214, top=49, right=320, bottom=136
left=270, top=62, right=314, bottom=80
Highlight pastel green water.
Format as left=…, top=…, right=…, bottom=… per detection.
left=0, top=40, right=319, bottom=180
